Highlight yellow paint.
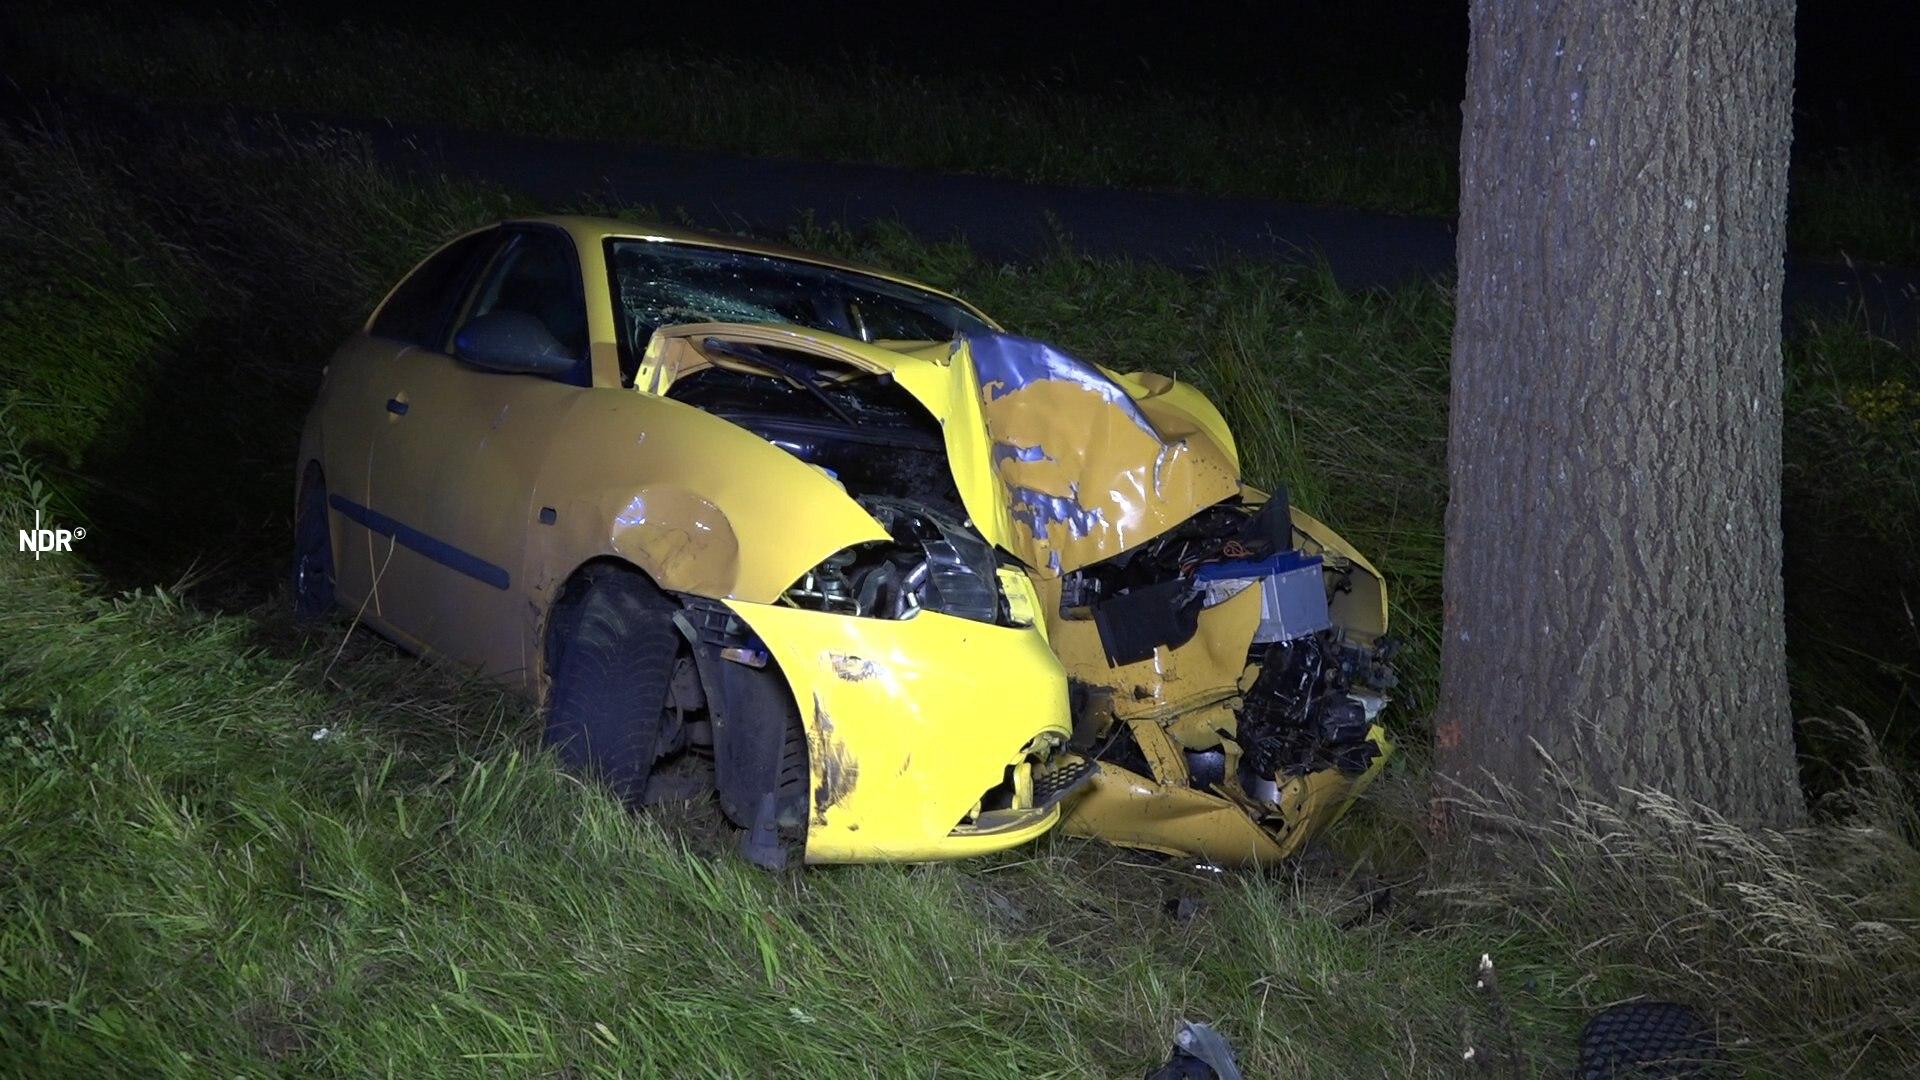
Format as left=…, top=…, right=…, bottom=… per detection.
left=963, top=345, right=1243, bottom=576
left=305, top=214, right=1396, bottom=867
left=638, top=323, right=1250, bottom=578
left=1034, top=568, right=1266, bottom=722
left=1126, top=716, right=1192, bottom=786
left=1058, top=763, right=1287, bottom=864
left=724, top=599, right=1072, bottom=862
left=1058, top=725, right=1394, bottom=865
left=1281, top=497, right=1391, bottom=641
left=1024, top=484, right=1395, bottom=864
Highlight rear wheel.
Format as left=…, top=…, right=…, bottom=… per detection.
left=544, top=567, right=682, bottom=803
left=292, top=463, right=335, bottom=622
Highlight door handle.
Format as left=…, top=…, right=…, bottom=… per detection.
left=387, top=397, right=410, bottom=416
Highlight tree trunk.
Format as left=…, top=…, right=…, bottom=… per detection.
left=1437, top=0, right=1803, bottom=827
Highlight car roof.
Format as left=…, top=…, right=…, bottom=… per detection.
left=519, top=215, right=994, bottom=326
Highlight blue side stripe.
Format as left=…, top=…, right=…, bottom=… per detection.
left=328, top=494, right=511, bottom=591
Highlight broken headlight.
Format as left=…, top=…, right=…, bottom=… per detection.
left=782, top=498, right=1024, bottom=626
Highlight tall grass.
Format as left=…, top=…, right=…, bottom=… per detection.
left=1781, top=317, right=1920, bottom=759
left=8, top=3, right=1459, bottom=219
left=6, top=554, right=1918, bottom=1074
left=0, top=128, right=202, bottom=461
left=1790, top=147, right=1920, bottom=267
left=0, top=560, right=1567, bottom=1076
left=0, top=116, right=519, bottom=589
left=1434, top=730, right=1920, bottom=1072
left=10, top=1, right=1916, bottom=264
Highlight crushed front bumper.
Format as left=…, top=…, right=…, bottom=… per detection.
left=1058, top=724, right=1393, bottom=865
left=723, top=599, right=1077, bottom=862
left=1031, top=499, right=1399, bottom=865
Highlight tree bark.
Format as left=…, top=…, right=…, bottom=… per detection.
left=1438, top=0, right=1803, bottom=827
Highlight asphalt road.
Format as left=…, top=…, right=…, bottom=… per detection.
left=19, top=91, right=1920, bottom=336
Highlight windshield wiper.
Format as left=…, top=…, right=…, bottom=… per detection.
left=701, top=337, right=859, bottom=427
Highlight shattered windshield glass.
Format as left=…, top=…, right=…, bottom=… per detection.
left=606, top=239, right=991, bottom=361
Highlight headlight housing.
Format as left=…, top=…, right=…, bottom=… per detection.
left=782, top=498, right=1027, bottom=626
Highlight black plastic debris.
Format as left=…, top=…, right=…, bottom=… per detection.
left=1163, top=895, right=1202, bottom=924
left=1336, top=883, right=1394, bottom=930
left=1235, top=482, right=1291, bottom=555
left=1093, top=578, right=1203, bottom=665
left=1145, top=1021, right=1242, bottom=1080
left=1577, top=1002, right=1723, bottom=1078
left=739, top=791, right=789, bottom=870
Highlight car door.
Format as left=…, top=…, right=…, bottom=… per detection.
left=365, top=225, right=594, bottom=678
left=327, top=227, right=500, bottom=615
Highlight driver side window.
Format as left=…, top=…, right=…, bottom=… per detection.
left=461, top=228, right=591, bottom=386
left=370, top=229, right=498, bottom=349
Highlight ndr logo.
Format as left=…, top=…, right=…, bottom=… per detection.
left=17, top=509, right=86, bottom=560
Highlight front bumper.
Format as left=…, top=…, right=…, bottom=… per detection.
left=1031, top=510, right=1398, bottom=865
left=1058, top=724, right=1393, bottom=865
left=723, top=599, right=1074, bottom=863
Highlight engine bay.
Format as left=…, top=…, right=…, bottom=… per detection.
left=654, top=324, right=1397, bottom=862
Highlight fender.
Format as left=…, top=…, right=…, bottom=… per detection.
left=520, top=389, right=889, bottom=610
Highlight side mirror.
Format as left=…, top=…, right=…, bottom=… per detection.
left=453, top=311, right=580, bottom=379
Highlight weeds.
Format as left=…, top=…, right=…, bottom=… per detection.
left=0, top=563, right=1566, bottom=1076
left=1432, top=735, right=1920, bottom=1073
left=12, top=3, right=1920, bottom=265
left=1782, top=317, right=1920, bottom=756
left=0, top=115, right=517, bottom=591
left=11, top=557, right=1912, bottom=1073
left=0, top=402, right=74, bottom=531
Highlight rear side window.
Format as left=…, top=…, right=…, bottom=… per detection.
left=461, top=228, right=591, bottom=385
left=369, top=230, right=497, bottom=349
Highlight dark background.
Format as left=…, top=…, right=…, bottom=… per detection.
left=135, top=0, right=1920, bottom=154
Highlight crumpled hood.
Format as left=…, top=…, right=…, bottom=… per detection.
left=940, top=334, right=1242, bottom=575
left=639, top=324, right=1244, bottom=576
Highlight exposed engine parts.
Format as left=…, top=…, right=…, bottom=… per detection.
left=1237, top=633, right=1383, bottom=781
left=782, top=497, right=1008, bottom=625
left=1058, top=495, right=1356, bottom=665
left=1069, top=492, right=1395, bottom=820
left=1059, top=502, right=1282, bottom=617
left=666, top=350, right=966, bottom=515
left=1089, top=628, right=1391, bottom=801
left=669, top=347, right=1017, bottom=627
left=655, top=327, right=1398, bottom=861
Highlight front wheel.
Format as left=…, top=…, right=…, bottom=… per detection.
left=543, top=567, right=682, bottom=803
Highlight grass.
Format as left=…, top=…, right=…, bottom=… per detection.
left=1435, top=742, right=1920, bottom=1071
left=2, top=112, right=1919, bottom=1073
left=0, top=559, right=1562, bottom=1076
left=5, top=3, right=1458, bottom=220
left=1789, top=148, right=1920, bottom=268
left=5, top=558, right=1916, bottom=1075
left=0, top=116, right=520, bottom=594
left=8, top=1, right=1918, bottom=266
left=1781, top=317, right=1920, bottom=762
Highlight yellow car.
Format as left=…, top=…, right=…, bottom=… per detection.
left=295, top=216, right=1392, bottom=866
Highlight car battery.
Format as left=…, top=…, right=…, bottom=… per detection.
left=1193, top=549, right=1331, bottom=643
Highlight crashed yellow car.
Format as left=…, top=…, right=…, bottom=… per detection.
left=294, top=216, right=1392, bottom=866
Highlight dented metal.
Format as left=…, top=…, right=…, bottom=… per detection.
left=727, top=598, right=1071, bottom=862
left=302, top=215, right=1394, bottom=867
left=960, top=334, right=1242, bottom=575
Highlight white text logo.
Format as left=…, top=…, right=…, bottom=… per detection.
left=17, top=509, right=85, bottom=560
